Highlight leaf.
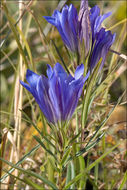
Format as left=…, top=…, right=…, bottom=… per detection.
left=75, top=133, right=105, bottom=157
left=65, top=161, right=75, bottom=189
left=21, top=110, right=56, bottom=152
left=0, top=158, right=58, bottom=190
left=0, top=144, right=40, bottom=182
left=94, top=65, right=117, bottom=97
left=76, top=90, right=125, bottom=158
left=3, top=168, right=44, bottom=190
left=68, top=131, right=81, bottom=145
left=118, top=171, right=127, bottom=190
left=63, top=143, right=120, bottom=190
left=24, top=177, right=44, bottom=190
left=86, top=90, right=126, bottom=147
left=78, top=155, right=86, bottom=189
left=61, top=149, right=71, bottom=166
left=21, top=109, right=57, bottom=151
left=33, top=135, right=57, bottom=161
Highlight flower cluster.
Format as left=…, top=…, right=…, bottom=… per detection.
left=20, top=63, right=89, bottom=125
left=21, top=0, right=116, bottom=125
left=44, top=0, right=116, bottom=70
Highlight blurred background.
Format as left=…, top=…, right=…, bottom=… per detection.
left=0, top=0, right=126, bottom=189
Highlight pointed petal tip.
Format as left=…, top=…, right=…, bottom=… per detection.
left=74, top=64, right=84, bottom=79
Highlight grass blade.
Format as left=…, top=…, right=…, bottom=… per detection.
left=1, top=1, right=29, bottom=68
left=0, top=144, right=40, bottom=182
left=33, top=136, right=57, bottom=161
left=0, top=157, right=58, bottom=190
left=118, top=171, right=127, bottom=190
left=63, top=143, right=120, bottom=190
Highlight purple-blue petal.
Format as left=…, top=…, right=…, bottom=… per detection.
left=37, top=75, right=55, bottom=123
left=26, top=69, right=39, bottom=88
left=90, top=5, right=112, bottom=43
left=74, top=63, right=84, bottom=79
left=47, top=64, right=53, bottom=79
left=94, top=12, right=112, bottom=34
left=20, top=80, right=31, bottom=93
left=90, top=28, right=116, bottom=70
left=43, top=16, right=57, bottom=26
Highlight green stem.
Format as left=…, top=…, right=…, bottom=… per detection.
left=81, top=59, right=102, bottom=129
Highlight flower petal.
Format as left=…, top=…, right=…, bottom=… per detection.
left=94, top=12, right=112, bottom=34
left=43, top=16, right=56, bottom=26
left=37, top=75, right=56, bottom=123
left=20, top=80, right=31, bottom=93
left=74, top=64, right=84, bottom=79
left=47, top=64, right=53, bottom=79
left=26, top=69, right=39, bottom=88
left=90, top=28, right=116, bottom=70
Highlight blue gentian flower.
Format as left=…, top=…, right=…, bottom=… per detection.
left=90, top=28, right=116, bottom=70
left=89, top=5, right=112, bottom=43
left=44, top=5, right=79, bottom=52
left=20, top=63, right=89, bottom=125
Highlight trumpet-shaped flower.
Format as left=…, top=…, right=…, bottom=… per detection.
left=90, top=28, right=116, bottom=70
left=44, top=5, right=79, bottom=52
left=89, top=5, right=112, bottom=43
left=20, top=63, right=89, bottom=125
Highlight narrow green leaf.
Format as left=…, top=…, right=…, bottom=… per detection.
left=61, top=149, right=71, bottom=166
left=63, top=133, right=104, bottom=167
left=76, top=133, right=105, bottom=157
left=65, top=161, right=75, bottom=189
left=63, top=143, right=120, bottom=190
left=0, top=144, right=40, bottom=182
left=68, top=131, right=81, bottom=145
left=86, top=90, right=125, bottom=148
left=3, top=168, right=43, bottom=190
left=72, top=91, right=124, bottom=159
left=87, top=143, right=120, bottom=171
left=24, top=177, right=44, bottom=190
left=118, top=171, right=127, bottom=190
left=33, top=136, right=57, bottom=161
left=21, top=109, right=57, bottom=151
left=47, top=157, right=55, bottom=183
left=0, top=158, right=58, bottom=190
left=82, top=58, right=102, bottom=129
left=66, top=162, right=71, bottom=185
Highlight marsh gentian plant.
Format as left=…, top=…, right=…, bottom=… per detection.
left=44, top=0, right=116, bottom=70
left=20, top=63, right=89, bottom=125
